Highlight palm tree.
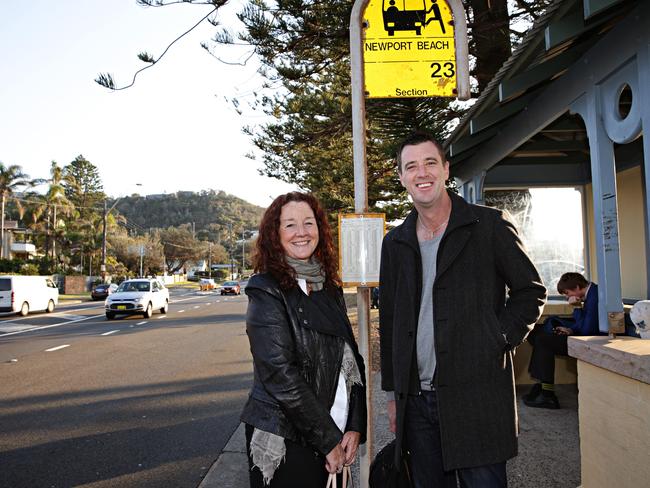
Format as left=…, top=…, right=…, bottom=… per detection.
left=0, top=162, right=33, bottom=259
left=45, top=162, right=75, bottom=259
left=19, top=192, right=47, bottom=238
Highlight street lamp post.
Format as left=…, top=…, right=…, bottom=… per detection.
left=228, top=223, right=234, bottom=280
left=242, top=229, right=257, bottom=276
left=101, top=183, right=142, bottom=282
left=101, top=199, right=108, bottom=280
left=208, top=242, right=212, bottom=276
left=139, top=244, right=144, bottom=278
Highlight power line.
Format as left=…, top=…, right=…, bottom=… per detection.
left=10, top=195, right=105, bottom=212
left=116, top=217, right=200, bottom=251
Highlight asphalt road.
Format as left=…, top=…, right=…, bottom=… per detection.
left=0, top=287, right=253, bottom=488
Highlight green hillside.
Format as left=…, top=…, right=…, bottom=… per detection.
left=112, top=190, right=264, bottom=242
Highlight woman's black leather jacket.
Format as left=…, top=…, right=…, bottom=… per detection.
left=240, top=273, right=367, bottom=456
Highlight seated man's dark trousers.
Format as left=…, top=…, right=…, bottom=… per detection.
left=527, top=322, right=569, bottom=384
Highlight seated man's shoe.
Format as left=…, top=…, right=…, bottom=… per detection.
left=523, top=391, right=560, bottom=409
left=523, top=383, right=542, bottom=402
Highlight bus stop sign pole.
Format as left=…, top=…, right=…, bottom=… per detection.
left=349, top=1, right=469, bottom=486
left=349, top=2, right=372, bottom=486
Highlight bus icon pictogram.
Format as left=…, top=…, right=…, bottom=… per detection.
left=382, top=0, right=447, bottom=36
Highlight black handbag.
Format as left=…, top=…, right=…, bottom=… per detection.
left=369, top=440, right=412, bottom=488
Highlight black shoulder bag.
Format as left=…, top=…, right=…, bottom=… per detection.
left=369, top=440, right=412, bottom=488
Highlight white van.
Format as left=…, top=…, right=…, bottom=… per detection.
left=0, top=275, right=59, bottom=316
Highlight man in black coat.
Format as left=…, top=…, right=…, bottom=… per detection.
left=379, top=131, right=546, bottom=488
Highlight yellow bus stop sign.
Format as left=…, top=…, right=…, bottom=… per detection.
left=363, top=0, right=456, bottom=98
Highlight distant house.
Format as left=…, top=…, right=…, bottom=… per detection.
left=1, top=221, right=36, bottom=260
left=186, top=260, right=208, bottom=280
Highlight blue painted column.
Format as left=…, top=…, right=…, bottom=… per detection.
left=637, top=44, right=650, bottom=298
left=460, top=172, right=485, bottom=204
left=572, top=90, right=625, bottom=334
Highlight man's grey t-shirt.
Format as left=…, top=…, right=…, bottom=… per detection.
left=417, top=233, right=443, bottom=391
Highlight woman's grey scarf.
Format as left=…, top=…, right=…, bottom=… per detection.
left=286, top=256, right=326, bottom=291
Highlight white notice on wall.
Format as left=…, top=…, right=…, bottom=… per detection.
left=338, top=213, right=385, bottom=286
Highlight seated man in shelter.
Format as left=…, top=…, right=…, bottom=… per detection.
left=523, top=272, right=598, bottom=409
left=371, top=286, right=380, bottom=309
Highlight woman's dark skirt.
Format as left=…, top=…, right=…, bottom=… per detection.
left=245, top=423, right=335, bottom=487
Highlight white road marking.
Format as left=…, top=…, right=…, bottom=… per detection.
left=172, top=296, right=208, bottom=303
left=0, top=288, right=225, bottom=338
left=0, top=306, right=103, bottom=322
left=53, top=313, right=82, bottom=320
left=45, top=344, right=70, bottom=352
left=193, top=306, right=200, bottom=309
left=178, top=310, right=185, bottom=313
left=136, top=321, right=148, bottom=325
left=0, top=323, right=39, bottom=333
left=101, top=330, right=119, bottom=336
left=157, top=315, right=166, bottom=319
left=51, top=315, right=105, bottom=327
left=0, top=314, right=105, bottom=338
left=206, top=302, right=212, bottom=305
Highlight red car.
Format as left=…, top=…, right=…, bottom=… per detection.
left=220, top=281, right=241, bottom=295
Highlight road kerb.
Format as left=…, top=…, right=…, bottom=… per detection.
left=199, top=423, right=248, bottom=488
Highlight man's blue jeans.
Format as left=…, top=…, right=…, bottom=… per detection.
left=404, top=390, right=507, bottom=488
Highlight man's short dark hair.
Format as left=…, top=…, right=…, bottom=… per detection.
left=395, top=130, right=446, bottom=174
left=557, top=272, right=589, bottom=294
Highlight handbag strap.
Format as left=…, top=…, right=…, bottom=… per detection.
left=326, top=473, right=337, bottom=488
left=343, top=466, right=353, bottom=488
left=326, top=466, right=353, bottom=488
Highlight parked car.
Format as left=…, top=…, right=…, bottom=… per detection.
left=105, top=278, right=169, bottom=320
left=199, top=278, right=216, bottom=291
left=0, top=275, right=59, bottom=316
left=91, top=283, right=118, bottom=301
left=220, top=281, right=241, bottom=295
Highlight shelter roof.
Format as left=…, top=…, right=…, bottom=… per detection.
left=444, top=0, right=639, bottom=185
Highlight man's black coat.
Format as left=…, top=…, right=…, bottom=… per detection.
left=379, top=191, right=546, bottom=470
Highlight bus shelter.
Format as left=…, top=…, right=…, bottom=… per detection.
left=443, top=1, right=650, bottom=484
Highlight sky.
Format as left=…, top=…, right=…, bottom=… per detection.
left=529, top=188, right=583, bottom=245
left=0, top=0, right=296, bottom=208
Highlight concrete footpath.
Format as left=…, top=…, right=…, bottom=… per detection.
left=198, top=374, right=580, bottom=488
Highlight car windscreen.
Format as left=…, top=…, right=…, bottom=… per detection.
left=117, top=282, right=151, bottom=292
left=0, top=279, right=10, bottom=292
left=224, top=281, right=237, bottom=286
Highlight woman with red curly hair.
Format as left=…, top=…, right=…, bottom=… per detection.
left=240, top=192, right=367, bottom=487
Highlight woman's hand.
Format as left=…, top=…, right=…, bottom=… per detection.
left=325, top=443, right=345, bottom=474
left=341, top=431, right=361, bottom=465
